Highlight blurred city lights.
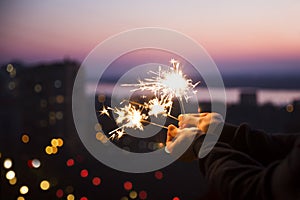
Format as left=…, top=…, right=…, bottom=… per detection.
left=286, top=104, right=294, bottom=112
left=154, top=170, right=163, bottom=180
left=56, top=189, right=64, bottom=198
left=80, top=197, right=88, bottom=200
left=51, top=138, right=59, bottom=147
left=92, top=177, right=101, bottom=186
left=139, top=190, right=147, bottom=199
left=21, top=134, right=30, bottom=143
left=123, top=181, right=133, bottom=191
left=9, top=177, right=17, bottom=185
left=45, top=146, right=53, bottom=154
left=66, top=158, right=75, bottom=167
left=6, top=170, right=16, bottom=180
left=32, top=159, right=41, bottom=168
left=3, top=158, right=13, bottom=169
left=173, top=197, right=180, bottom=200
left=129, top=191, right=137, bottom=199
left=80, top=169, right=89, bottom=178
left=17, top=197, right=25, bottom=200
left=67, top=194, right=75, bottom=200
left=20, top=186, right=29, bottom=194
left=40, top=180, right=50, bottom=190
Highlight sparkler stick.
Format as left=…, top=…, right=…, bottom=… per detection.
left=141, top=120, right=168, bottom=130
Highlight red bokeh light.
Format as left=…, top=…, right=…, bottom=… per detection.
left=27, top=160, right=33, bottom=168
left=123, top=181, right=133, bottom=191
left=80, top=197, right=88, bottom=200
left=173, top=197, right=180, bottom=200
left=80, top=169, right=88, bottom=178
left=56, top=189, right=64, bottom=198
left=92, top=177, right=101, bottom=186
left=139, top=190, right=147, bottom=199
left=154, top=170, right=163, bottom=180
left=66, top=159, right=74, bottom=167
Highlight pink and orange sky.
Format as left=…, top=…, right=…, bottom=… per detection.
left=1, top=0, right=300, bottom=74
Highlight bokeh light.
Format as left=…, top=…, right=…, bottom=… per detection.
left=173, top=197, right=180, bottom=200
left=3, top=158, right=13, bottom=169
left=139, top=190, right=147, bottom=200
left=56, top=189, right=64, bottom=198
left=66, top=158, right=75, bottom=167
left=20, top=186, right=29, bottom=194
left=57, top=138, right=64, bottom=147
left=9, top=177, right=17, bottom=185
left=80, top=169, right=88, bottom=178
left=21, top=134, right=30, bottom=143
left=40, top=180, right=50, bottom=190
left=129, top=191, right=137, bottom=199
left=120, top=197, right=129, bottom=200
left=17, top=197, right=25, bottom=200
left=92, top=177, right=101, bottom=186
left=45, top=146, right=53, bottom=154
left=52, top=146, right=58, bottom=154
left=286, top=104, right=294, bottom=112
left=80, top=197, right=88, bottom=200
left=51, top=139, right=58, bottom=147
left=123, top=181, right=133, bottom=191
left=154, top=170, right=163, bottom=180
left=32, top=159, right=41, bottom=168
left=67, top=194, right=75, bottom=200
left=6, top=170, right=15, bottom=180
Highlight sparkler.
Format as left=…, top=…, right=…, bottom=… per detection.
left=100, top=59, right=200, bottom=140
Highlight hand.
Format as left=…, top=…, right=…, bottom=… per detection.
left=166, top=124, right=204, bottom=161
left=178, top=112, right=224, bottom=133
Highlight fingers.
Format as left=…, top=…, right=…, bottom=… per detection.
left=178, top=113, right=209, bottom=128
left=166, top=124, right=178, bottom=146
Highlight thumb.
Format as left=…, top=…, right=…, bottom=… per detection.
left=168, top=124, right=178, bottom=137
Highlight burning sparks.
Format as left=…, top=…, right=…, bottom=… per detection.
left=100, top=59, right=200, bottom=140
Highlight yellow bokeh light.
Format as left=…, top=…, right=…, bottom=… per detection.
left=9, top=177, right=17, bottom=185
left=56, top=95, right=64, bottom=104
left=17, top=197, right=25, bottom=200
left=4, top=158, right=13, bottom=169
left=6, top=170, right=15, bottom=180
left=286, top=104, right=294, bottom=113
left=34, top=84, right=42, bottom=93
left=129, top=191, right=138, bottom=199
left=51, top=139, right=58, bottom=147
left=20, top=186, right=29, bottom=194
left=120, top=197, right=129, bottom=200
left=40, top=180, right=50, bottom=190
left=45, top=146, right=53, bottom=155
left=21, top=134, right=30, bottom=143
left=52, top=146, right=58, bottom=154
left=67, top=194, right=75, bottom=200
left=57, top=138, right=64, bottom=147
left=6, top=64, right=14, bottom=73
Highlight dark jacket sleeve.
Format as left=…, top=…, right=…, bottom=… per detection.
left=193, top=124, right=300, bottom=200
left=217, top=123, right=300, bottom=165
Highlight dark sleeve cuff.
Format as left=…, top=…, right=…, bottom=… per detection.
left=192, top=123, right=238, bottom=157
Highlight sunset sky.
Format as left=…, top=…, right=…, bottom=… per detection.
left=1, top=0, right=300, bottom=74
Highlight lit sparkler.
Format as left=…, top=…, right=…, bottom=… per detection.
left=101, top=59, right=200, bottom=140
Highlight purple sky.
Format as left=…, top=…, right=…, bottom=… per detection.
left=1, top=0, right=300, bottom=74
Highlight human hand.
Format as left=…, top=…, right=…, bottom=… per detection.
left=178, top=112, right=224, bottom=133
left=166, top=124, right=204, bottom=161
